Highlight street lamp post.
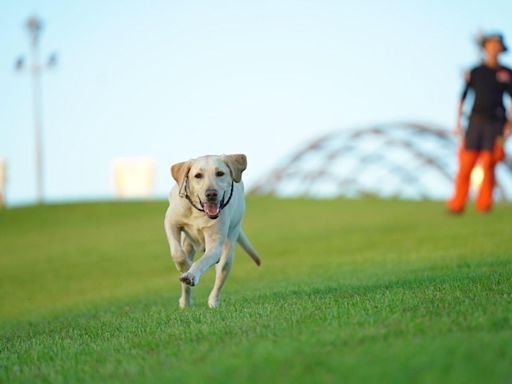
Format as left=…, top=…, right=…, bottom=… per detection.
left=15, top=16, right=57, bottom=204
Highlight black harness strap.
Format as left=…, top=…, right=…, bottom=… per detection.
left=220, top=179, right=234, bottom=209
left=185, top=190, right=205, bottom=212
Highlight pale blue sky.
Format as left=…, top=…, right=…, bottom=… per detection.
left=1, top=0, right=511, bottom=205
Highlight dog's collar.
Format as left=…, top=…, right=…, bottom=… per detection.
left=180, top=177, right=234, bottom=219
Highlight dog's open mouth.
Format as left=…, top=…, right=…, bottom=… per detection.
left=203, top=201, right=220, bottom=219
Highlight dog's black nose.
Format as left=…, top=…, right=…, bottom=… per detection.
left=205, top=189, right=218, bottom=202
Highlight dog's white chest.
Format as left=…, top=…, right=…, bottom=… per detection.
left=181, top=224, right=207, bottom=251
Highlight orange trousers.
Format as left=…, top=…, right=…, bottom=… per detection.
left=447, top=140, right=504, bottom=213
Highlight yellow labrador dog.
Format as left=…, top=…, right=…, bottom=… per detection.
left=164, top=154, right=261, bottom=308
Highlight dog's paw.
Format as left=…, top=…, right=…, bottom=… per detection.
left=208, top=295, right=220, bottom=309
left=179, top=296, right=191, bottom=309
left=179, top=272, right=198, bottom=287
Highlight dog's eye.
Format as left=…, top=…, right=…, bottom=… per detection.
left=216, top=171, right=225, bottom=177
left=194, top=173, right=203, bottom=179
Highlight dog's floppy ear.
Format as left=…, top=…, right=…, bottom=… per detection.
left=170, top=161, right=191, bottom=191
left=223, top=154, right=247, bottom=183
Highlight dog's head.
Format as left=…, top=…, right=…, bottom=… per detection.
left=171, top=154, right=247, bottom=219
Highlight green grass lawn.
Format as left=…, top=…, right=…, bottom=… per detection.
left=1, top=197, right=511, bottom=383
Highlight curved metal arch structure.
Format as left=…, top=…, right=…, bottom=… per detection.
left=250, top=122, right=512, bottom=201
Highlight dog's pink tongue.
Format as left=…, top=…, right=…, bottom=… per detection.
left=204, top=202, right=220, bottom=217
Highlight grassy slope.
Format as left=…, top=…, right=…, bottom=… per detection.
left=0, top=198, right=511, bottom=383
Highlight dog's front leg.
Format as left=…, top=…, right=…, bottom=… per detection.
left=179, top=234, right=224, bottom=287
left=178, top=238, right=197, bottom=308
left=165, top=220, right=193, bottom=308
left=165, top=222, right=191, bottom=270
left=208, top=239, right=234, bottom=308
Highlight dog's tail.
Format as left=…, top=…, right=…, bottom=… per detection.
left=237, top=229, right=261, bottom=266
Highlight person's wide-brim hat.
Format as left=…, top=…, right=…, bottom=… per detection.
left=477, top=33, right=508, bottom=52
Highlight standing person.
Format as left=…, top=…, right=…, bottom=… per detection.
left=448, top=33, right=512, bottom=214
